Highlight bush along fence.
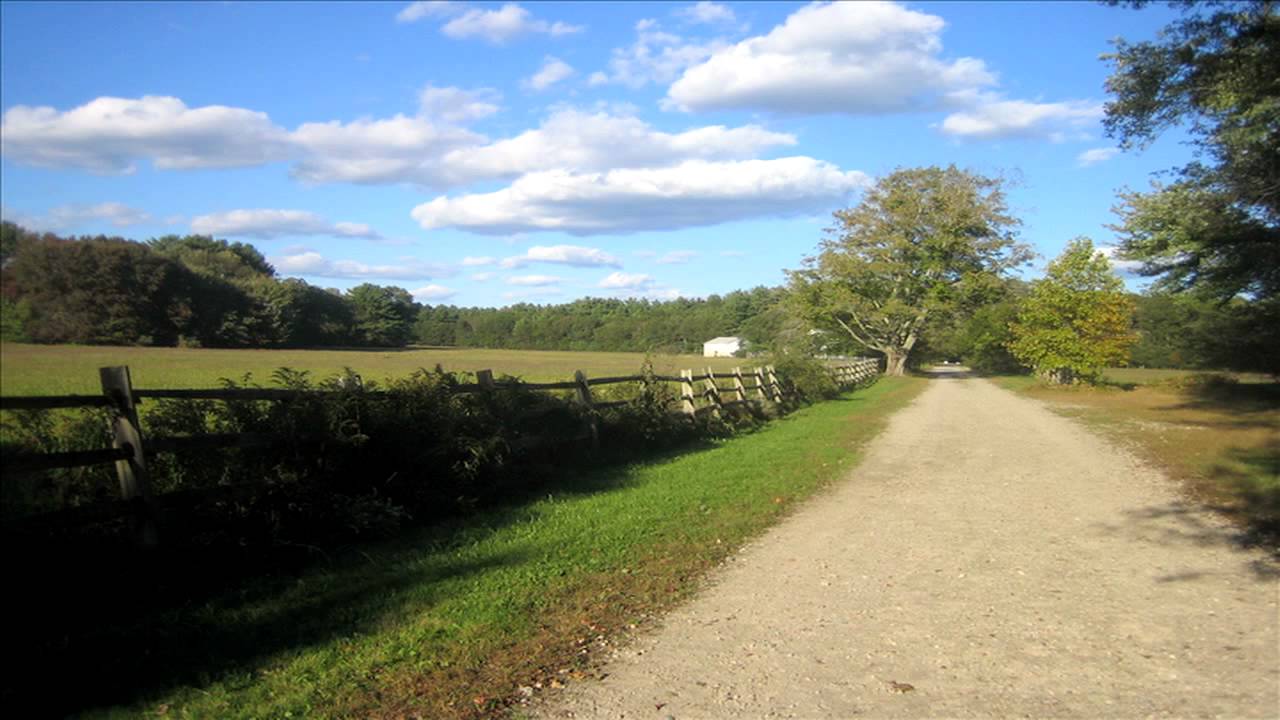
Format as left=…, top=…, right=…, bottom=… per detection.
left=0, top=358, right=880, bottom=549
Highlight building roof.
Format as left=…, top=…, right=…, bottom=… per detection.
left=704, top=336, right=742, bottom=344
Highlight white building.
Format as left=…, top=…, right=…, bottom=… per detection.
left=703, top=336, right=745, bottom=357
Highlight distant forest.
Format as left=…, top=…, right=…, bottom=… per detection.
left=2, top=222, right=1272, bottom=374
left=0, top=222, right=791, bottom=354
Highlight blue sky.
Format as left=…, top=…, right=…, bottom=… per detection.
left=1, top=1, right=1187, bottom=306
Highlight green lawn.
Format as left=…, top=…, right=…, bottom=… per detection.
left=56, top=376, right=924, bottom=719
left=0, top=343, right=756, bottom=395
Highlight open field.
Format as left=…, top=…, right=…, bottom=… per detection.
left=0, top=343, right=756, bottom=395
left=22, top=377, right=925, bottom=719
left=993, top=374, right=1279, bottom=540
left=1100, top=367, right=1273, bottom=386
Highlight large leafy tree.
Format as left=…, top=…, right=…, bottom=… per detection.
left=148, top=234, right=275, bottom=281
left=347, top=283, right=416, bottom=347
left=1008, top=238, right=1137, bottom=384
left=7, top=234, right=195, bottom=345
left=1104, top=0, right=1280, bottom=301
left=787, top=165, right=1030, bottom=375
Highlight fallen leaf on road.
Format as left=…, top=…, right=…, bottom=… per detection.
left=888, top=680, right=916, bottom=693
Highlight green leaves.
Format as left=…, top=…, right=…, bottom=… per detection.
left=1008, top=238, right=1137, bottom=383
left=1103, top=0, right=1279, bottom=304
left=788, top=165, right=1029, bottom=372
left=1111, top=180, right=1280, bottom=300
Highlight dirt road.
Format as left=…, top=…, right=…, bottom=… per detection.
left=539, top=372, right=1279, bottom=718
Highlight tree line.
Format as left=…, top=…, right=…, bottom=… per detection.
left=2, top=214, right=1272, bottom=378
left=0, top=222, right=787, bottom=353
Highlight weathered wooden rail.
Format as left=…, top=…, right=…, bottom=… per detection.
left=1, top=358, right=879, bottom=543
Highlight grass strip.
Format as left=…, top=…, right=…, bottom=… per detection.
left=83, top=376, right=924, bottom=719
left=991, top=374, right=1278, bottom=544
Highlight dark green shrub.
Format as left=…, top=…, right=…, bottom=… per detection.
left=771, top=355, right=839, bottom=401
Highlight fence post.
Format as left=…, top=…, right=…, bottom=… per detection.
left=476, top=369, right=495, bottom=390
left=680, top=369, right=696, bottom=417
left=704, top=367, right=723, bottom=419
left=754, top=366, right=768, bottom=400
left=732, top=367, right=747, bottom=404
left=766, top=364, right=784, bottom=402
left=99, top=366, right=158, bottom=548
left=573, top=370, right=600, bottom=449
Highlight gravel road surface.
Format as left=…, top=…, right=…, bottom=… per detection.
left=538, top=372, right=1279, bottom=719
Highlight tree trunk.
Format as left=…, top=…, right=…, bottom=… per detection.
left=884, top=349, right=909, bottom=376
left=1044, top=367, right=1075, bottom=385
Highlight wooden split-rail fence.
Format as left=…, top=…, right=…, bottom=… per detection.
left=1, top=358, right=880, bottom=542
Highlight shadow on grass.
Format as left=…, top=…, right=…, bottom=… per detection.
left=1165, top=380, right=1280, bottom=415
left=12, top=545, right=531, bottom=715
left=2, top=432, right=730, bottom=716
left=1207, top=442, right=1280, bottom=537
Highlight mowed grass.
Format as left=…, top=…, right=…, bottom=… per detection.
left=993, top=372, right=1279, bottom=541
left=64, top=377, right=925, bottom=719
left=0, top=343, right=755, bottom=395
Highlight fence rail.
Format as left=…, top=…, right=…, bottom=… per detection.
left=2, top=358, right=880, bottom=543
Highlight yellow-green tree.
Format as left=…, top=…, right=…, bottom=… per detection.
left=1008, top=238, right=1136, bottom=384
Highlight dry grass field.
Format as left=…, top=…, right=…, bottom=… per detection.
left=995, top=372, right=1279, bottom=539
left=0, top=343, right=756, bottom=395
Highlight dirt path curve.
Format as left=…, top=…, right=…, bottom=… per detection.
left=539, top=372, right=1279, bottom=719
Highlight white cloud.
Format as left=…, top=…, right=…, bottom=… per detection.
left=525, top=56, right=575, bottom=91
left=270, top=250, right=451, bottom=280
left=1, top=95, right=802, bottom=192
left=595, top=20, right=726, bottom=88
left=599, top=271, right=654, bottom=290
left=0, top=95, right=290, bottom=173
left=0, top=94, right=490, bottom=186
left=418, top=85, right=501, bottom=123
left=656, top=250, right=699, bottom=264
left=1095, top=245, right=1143, bottom=274
left=461, top=256, right=496, bottom=266
left=289, top=114, right=483, bottom=186
left=507, top=274, right=562, bottom=286
left=409, top=283, right=457, bottom=300
left=191, top=209, right=382, bottom=239
left=500, top=244, right=621, bottom=268
left=52, top=202, right=152, bottom=228
left=644, top=288, right=684, bottom=300
left=396, top=1, right=462, bottom=24
left=597, top=271, right=685, bottom=299
left=441, top=107, right=794, bottom=183
left=665, top=1, right=994, bottom=114
left=1, top=201, right=156, bottom=232
left=470, top=272, right=496, bottom=281
left=1076, top=146, right=1120, bottom=167
left=676, top=2, right=739, bottom=27
left=441, top=4, right=583, bottom=43
left=503, top=287, right=563, bottom=300
left=940, top=97, right=1103, bottom=139
left=412, top=157, right=868, bottom=235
